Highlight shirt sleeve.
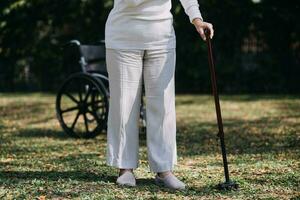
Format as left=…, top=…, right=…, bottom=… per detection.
left=179, top=0, right=203, bottom=24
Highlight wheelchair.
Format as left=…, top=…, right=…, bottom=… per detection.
left=55, top=40, right=147, bottom=138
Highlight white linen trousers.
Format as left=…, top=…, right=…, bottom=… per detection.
left=105, top=48, right=177, bottom=172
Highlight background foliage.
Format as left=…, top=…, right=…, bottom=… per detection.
left=0, top=0, right=299, bottom=93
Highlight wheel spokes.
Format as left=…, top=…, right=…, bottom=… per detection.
left=78, top=80, right=83, bottom=102
left=83, top=85, right=92, bottom=103
left=86, top=108, right=100, bottom=132
left=71, top=110, right=80, bottom=130
left=94, top=104, right=105, bottom=110
left=65, top=92, right=79, bottom=104
left=57, top=74, right=108, bottom=137
left=83, top=112, right=89, bottom=133
left=61, top=105, right=80, bottom=113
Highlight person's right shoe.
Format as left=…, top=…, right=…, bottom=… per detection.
left=116, top=171, right=136, bottom=187
left=154, top=173, right=186, bottom=190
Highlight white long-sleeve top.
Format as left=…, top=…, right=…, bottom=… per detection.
left=105, top=0, right=203, bottom=50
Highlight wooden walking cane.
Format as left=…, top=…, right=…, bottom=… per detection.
left=204, top=28, right=239, bottom=190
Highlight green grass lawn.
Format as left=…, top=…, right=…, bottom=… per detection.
left=0, top=93, right=299, bottom=199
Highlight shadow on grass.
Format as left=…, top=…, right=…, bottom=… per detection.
left=14, top=128, right=107, bottom=141
left=0, top=170, right=219, bottom=196
left=8, top=114, right=300, bottom=157
left=175, top=96, right=300, bottom=156
left=176, top=115, right=299, bottom=157
left=243, top=171, right=300, bottom=187
left=15, top=128, right=70, bottom=139
left=0, top=170, right=115, bottom=183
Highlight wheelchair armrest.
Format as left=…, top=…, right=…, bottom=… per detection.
left=60, top=40, right=81, bottom=50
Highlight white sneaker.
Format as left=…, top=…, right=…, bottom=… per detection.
left=155, top=173, right=186, bottom=190
left=116, top=171, right=136, bottom=187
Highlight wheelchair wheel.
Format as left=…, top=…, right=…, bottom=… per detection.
left=56, top=72, right=109, bottom=138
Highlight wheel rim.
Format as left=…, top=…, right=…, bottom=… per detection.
left=56, top=74, right=108, bottom=138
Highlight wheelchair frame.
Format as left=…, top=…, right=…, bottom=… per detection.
left=55, top=39, right=146, bottom=138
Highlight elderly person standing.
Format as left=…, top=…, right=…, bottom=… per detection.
left=104, top=0, right=214, bottom=190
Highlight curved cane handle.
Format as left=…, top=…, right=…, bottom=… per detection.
left=204, top=28, right=211, bottom=41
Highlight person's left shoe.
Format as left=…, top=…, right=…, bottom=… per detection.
left=155, top=173, right=186, bottom=190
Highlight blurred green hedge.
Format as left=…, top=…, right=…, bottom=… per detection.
left=0, top=0, right=299, bottom=93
